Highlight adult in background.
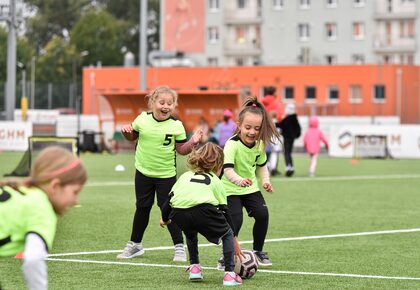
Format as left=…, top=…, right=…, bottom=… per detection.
left=278, top=103, right=301, bottom=177
left=218, top=109, right=236, bottom=148
left=261, top=86, right=282, bottom=122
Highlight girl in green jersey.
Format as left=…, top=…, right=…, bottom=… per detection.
left=221, top=96, right=280, bottom=267
left=0, top=146, right=87, bottom=290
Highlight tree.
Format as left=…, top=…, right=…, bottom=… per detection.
left=101, top=0, right=160, bottom=64
left=0, top=26, right=32, bottom=82
left=24, top=0, right=88, bottom=53
left=70, top=8, right=123, bottom=67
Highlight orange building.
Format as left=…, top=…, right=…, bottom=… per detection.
left=82, top=65, right=420, bottom=132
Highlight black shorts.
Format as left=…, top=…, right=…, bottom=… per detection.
left=135, top=170, right=176, bottom=208
left=170, top=204, right=231, bottom=244
left=227, top=191, right=267, bottom=217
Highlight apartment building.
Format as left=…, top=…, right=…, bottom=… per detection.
left=160, top=0, right=419, bottom=66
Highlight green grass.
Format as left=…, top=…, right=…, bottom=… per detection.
left=1, top=151, right=420, bottom=289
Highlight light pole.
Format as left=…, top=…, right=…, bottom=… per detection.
left=74, top=50, right=89, bottom=137
left=17, top=61, right=27, bottom=121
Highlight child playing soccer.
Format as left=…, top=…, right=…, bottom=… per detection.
left=0, top=146, right=87, bottom=290
left=117, top=85, right=203, bottom=262
left=160, top=142, right=244, bottom=286
left=221, top=96, right=280, bottom=267
left=303, top=116, right=329, bottom=177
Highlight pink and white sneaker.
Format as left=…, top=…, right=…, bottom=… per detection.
left=223, top=272, right=242, bottom=286
left=187, top=264, right=203, bottom=281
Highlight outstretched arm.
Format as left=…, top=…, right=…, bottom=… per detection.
left=175, top=129, right=203, bottom=155
left=23, top=233, right=48, bottom=290
left=121, top=124, right=138, bottom=141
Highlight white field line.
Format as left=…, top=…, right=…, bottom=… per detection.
left=47, top=228, right=420, bottom=257
left=85, top=174, right=420, bottom=187
left=46, top=257, right=420, bottom=281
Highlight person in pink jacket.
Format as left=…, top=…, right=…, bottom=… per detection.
left=303, top=116, right=329, bottom=177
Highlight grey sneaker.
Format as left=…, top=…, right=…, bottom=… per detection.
left=217, top=256, right=224, bottom=270
left=253, top=251, right=272, bottom=266
left=173, top=243, right=187, bottom=262
left=116, top=241, right=144, bottom=259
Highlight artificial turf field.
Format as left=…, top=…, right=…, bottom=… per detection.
left=1, top=151, right=420, bottom=289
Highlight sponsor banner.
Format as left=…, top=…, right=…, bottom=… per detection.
left=0, top=122, right=32, bottom=151
left=330, top=125, right=420, bottom=159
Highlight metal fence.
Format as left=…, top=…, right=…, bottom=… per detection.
left=0, top=81, right=81, bottom=115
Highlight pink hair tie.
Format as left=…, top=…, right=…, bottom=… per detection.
left=252, top=103, right=257, bottom=107
left=49, top=159, right=81, bottom=178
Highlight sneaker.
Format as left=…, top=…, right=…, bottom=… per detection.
left=217, top=256, right=225, bottom=270
left=223, top=272, right=242, bottom=286
left=173, top=243, right=187, bottom=262
left=285, top=169, right=294, bottom=177
left=187, top=264, right=203, bottom=281
left=116, top=241, right=144, bottom=259
left=253, top=251, right=272, bottom=266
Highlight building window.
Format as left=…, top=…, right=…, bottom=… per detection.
left=207, top=57, right=218, bottom=66
left=284, top=86, right=294, bottom=100
left=353, top=22, right=365, bottom=40
left=298, top=23, right=310, bottom=41
left=374, top=85, right=386, bottom=101
left=326, top=0, right=338, bottom=8
left=235, top=26, right=247, bottom=44
left=236, top=57, right=245, bottom=66
left=328, top=86, right=339, bottom=102
left=300, top=0, right=311, bottom=9
left=353, top=0, right=365, bottom=7
left=273, top=0, right=284, bottom=10
left=305, top=86, right=316, bottom=100
left=326, top=55, right=337, bottom=64
left=352, top=54, right=365, bottom=64
left=349, top=85, right=362, bottom=103
left=208, top=27, right=219, bottom=44
left=238, top=0, right=248, bottom=9
left=326, top=23, right=337, bottom=40
left=400, top=20, right=415, bottom=39
left=209, top=0, right=219, bottom=12
left=407, top=55, right=414, bottom=64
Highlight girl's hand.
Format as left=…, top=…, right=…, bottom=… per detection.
left=191, top=128, right=203, bottom=144
left=234, top=237, right=245, bottom=262
left=240, top=178, right=253, bottom=187
left=160, top=217, right=171, bottom=228
left=263, top=182, right=273, bottom=193
left=121, top=124, right=133, bottom=133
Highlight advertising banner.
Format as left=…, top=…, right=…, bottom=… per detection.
left=0, top=122, right=32, bottom=151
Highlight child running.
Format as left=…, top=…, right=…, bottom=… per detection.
left=0, top=146, right=87, bottom=290
left=117, top=85, right=203, bottom=262
left=303, top=116, right=329, bottom=177
left=160, top=142, right=244, bottom=286
left=220, top=96, right=280, bottom=267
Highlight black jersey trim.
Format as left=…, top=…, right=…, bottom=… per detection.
left=148, top=111, right=177, bottom=122
left=26, top=232, right=49, bottom=252
left=0, top=236, right=11, bottom=247
left=231, top=134, right=256, bottom=148
left=256, top=160, right=267, bottom=167
left=175, top=139, right=187, bottom=143
left=223, top=163, right=234, bottom=169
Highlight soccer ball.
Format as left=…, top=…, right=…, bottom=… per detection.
left=234, top=250, right=258, bottom=279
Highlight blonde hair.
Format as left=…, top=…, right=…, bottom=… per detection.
left=29, top=146, right=87, bottom=186
left=236, top=96, right=281, bottom=147
left=146, top=86, right=178, bottom=108
left=187, top=143, right=224, bottom=174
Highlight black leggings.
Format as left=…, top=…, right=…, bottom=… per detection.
left=228, top=193, right=269, bottom=252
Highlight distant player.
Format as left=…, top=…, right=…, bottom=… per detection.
left=160, top=142, right=244, bottom=286
left=221, top=96, right=280, bottom=267
left=117, top=85, right=203, bottom=262
left=0, top=146, right=87, bottom=290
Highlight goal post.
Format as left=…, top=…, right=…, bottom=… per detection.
left=4, top=136, right=79, bottom=177
left=353, top=135, right=388, bottom=159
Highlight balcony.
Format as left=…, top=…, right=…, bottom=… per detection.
left=224, top=39, right=261, bottom=56
left=373, top=38, right=416, bottom=53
